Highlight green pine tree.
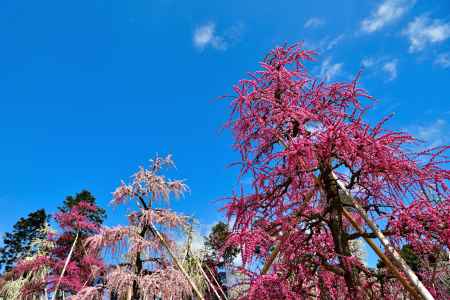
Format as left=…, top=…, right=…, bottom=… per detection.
left=0, top=209, right=50, bottom=272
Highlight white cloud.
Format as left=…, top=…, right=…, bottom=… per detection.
left=415, top=119, right=449, bottom=148
left=434, top=53, right=450, bottom=68
left=319, top=57, right=343, bottom=81
left=361, top=57, right=399, bottom=81
left=193, top=23, right=214, bottom=48
left=361, top=57, right=376, bottom=68
left=193, top=22, right=244, bottom=51
left=382, top=59, right=398, bottom=81
left=304, top=17, right=325, bottom=29
left=326, top=34, right=345, bottom=51
left=303, top=35, right=344, bottom=53
left=193, top=23, right=227, bottom=51
left=402, top=15, right=450, bottom=52
left=361, top=0, right=415, bottom=33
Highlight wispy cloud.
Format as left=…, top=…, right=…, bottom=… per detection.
left=361, top=57, right=376, bottom=68
left=412, top=119, right=449, bottom=148
left=361, top=57, right=399, bottom=81
left=303, top=34, right=345, bottom=53
left=193, top=22, right=243, bottom=51
left=319, top=57, right=343, bottom=81
left=382, top=59, right=398, bottom=81
left=361, top=0, right=415, bottom=33
left=193, top=23, right=226, bottom=50
left=304, top=17, right=325, bottom=29
left=402, top=15, right=450, bottom=52
left=434, top=52, right=450, bottom=68
left=326, top=34, right=345, bottom=51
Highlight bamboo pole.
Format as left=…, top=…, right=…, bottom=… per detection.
left=150, top=223, right=205, bottom=300
left=342, top=208, right=421, bottom=300
left=51, top=231, right=79, bottom=300
left=182, top=222, right=223, bottom=300
left=261, top=231, right=289, bottom=275
left=193, top=257, right=223, bottom=300
left=332, top=172, right=434, bottom=300
left=127, top=286, right=132, bottom=300
left=204, top=263, right=229, bottom=300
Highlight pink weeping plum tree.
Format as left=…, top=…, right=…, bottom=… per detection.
left=223, top=44, right=450, bottom=299
left=11, top=201, right=104, bottom=298
left=74, top=155, right=194, bottom=300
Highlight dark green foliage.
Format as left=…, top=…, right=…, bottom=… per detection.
left=204, top=221, right=239, bottom=267
left=58, top=190, right=106, bottom=226
left=399, top=244, right=420, bottom=272
left=202, top=222, right=239, bottom=300
left=0, top=209, right=50, bottom=272
left=377, top=244, right=420, bottom=272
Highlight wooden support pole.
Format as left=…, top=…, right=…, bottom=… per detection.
left=204, top=263, right=229, bottom=300
left=193, top=256, right=223, bottom=300
left=342, top=208, right=421, bottom=300
left=332, top=172, right=434, bottom=300
left=51, top=231, right=79, bottom=300
left=261, top=232, right=289, bottom=275
left=150, top=223, right=205, bottom=300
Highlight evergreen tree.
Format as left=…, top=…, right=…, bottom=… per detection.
left=377, top=244, right=420, bottom=272
left=203, top=222, right=239, bottom=299
left=399, top=245, right=421, bottom=272
left=204, top=222, right=239, bottom=268
left=0, top=209, right=50, bottom=272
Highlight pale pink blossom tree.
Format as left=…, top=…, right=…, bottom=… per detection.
left=76, top=155, right=196, bottom=300
left=223, top=44, right=450, bottom=299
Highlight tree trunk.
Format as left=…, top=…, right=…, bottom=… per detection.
left=320, top=163, right=359, bottom=297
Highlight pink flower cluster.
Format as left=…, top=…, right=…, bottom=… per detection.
left=54, top=201, right=100, bottom=232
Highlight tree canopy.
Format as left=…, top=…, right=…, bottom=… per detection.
left=223, top=44, right=450, bottom=299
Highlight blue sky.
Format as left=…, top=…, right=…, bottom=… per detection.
left=0, top=0, right=449, bottom=267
